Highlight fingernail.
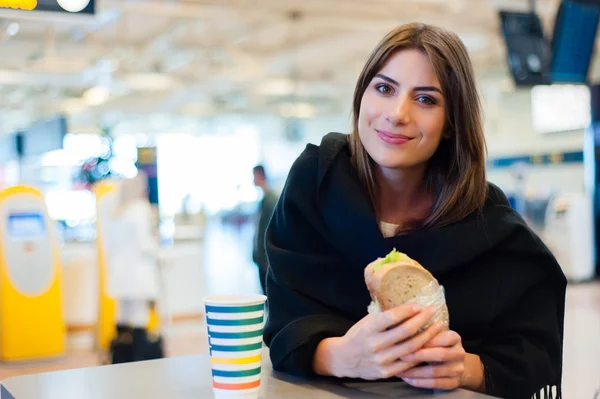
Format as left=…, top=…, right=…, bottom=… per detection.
left=411, top=305, right=422, bottom=312
left=404, top=378, right=414, bottom=384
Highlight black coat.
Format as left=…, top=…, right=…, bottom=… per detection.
left=263, top=133, right=566, bottom=399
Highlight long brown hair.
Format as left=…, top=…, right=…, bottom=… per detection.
left=350, top=23, right=487, bottom=230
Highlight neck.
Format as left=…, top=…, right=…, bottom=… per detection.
left=375, top=164, right=430, bottom=224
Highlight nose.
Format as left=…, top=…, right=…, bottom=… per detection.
left=386, top=93, right=410, bottom=125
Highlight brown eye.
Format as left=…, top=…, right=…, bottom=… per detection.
left=375, top=84, right=394, bottom=96
left=416, top=95, right=436, bottom=105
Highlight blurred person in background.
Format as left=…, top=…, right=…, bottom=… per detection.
left=252, top=164, right=278, bottom=294
left=106, top=172, right=164, bottom=363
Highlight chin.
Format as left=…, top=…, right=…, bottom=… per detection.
left=371, top=155, right=416, bottom=170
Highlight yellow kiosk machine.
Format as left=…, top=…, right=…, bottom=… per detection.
left=93, top=181, right=118, bottom=351
left=0, top=185, right=66, bottom=362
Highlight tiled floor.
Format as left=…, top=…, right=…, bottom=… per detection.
left=1, top=220, right=599, bottom=399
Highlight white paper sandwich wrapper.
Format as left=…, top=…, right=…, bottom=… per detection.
left=367, top=281, right=450, bottom=329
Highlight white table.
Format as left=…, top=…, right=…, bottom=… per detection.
left=1, top=350, right=496, bottom=399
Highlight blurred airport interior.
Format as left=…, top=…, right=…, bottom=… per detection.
left=0, top=0, right=599, bottom=398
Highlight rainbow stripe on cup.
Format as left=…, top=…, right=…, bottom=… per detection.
left=204, top=296, right=266, bottom=397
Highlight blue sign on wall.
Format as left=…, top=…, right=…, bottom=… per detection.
left=488, top=150, right=584, bottom=169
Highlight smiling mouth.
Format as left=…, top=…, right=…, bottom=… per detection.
left=376, top=129, right=413, bottom=145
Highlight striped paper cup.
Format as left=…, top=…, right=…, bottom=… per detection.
left=203, top=294, right=267, bottom=399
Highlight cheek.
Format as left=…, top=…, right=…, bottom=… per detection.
left=359, top=93, right=381, bottom=126
left=419, top=112, right=445, bottom=142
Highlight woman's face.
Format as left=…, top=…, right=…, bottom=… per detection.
left=358, top=49, right=446, bottom=173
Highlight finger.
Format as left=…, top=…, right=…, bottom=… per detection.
left=372, top=305, right=422, bottom=333
left=379, top=359, right=420, bottom=379
left=422, top=330, right=462, bottom=349
left=397, top=361, right=465, bottom=379
left=402, top=377, right=460, bottom=390
left=379, top=306, right=437, bottom=342
left=400, top=344, right=466, bottom=363
left=377, top=321, right=444, bottom=363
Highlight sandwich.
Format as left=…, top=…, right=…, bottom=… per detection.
left=364, top=249, right=449, bottom=327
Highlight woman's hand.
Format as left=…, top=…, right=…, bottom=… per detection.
left=396, top=330, right=485, bottom=393
left=313, top=305, right=445, bottom=380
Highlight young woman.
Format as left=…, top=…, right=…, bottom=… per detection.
left=263, top=23, right=566, bottom=399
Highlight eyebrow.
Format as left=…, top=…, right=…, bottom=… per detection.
left=374, top=73, right=443, bottom=94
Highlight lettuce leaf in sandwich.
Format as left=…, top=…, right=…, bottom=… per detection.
left=372, top=248, right=407, bottom=272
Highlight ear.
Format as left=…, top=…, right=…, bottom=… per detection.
left=442, top=129, right=453, bottom=140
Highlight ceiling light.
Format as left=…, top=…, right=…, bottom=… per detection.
left=56, top=0, right=91, bottom=13
left=83, top=86, right=109, bottom=106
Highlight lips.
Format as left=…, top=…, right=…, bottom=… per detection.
left=376, top=130, right=412, bottom=145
